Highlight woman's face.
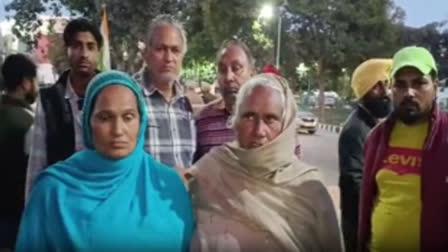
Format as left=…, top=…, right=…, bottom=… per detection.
left=236, top=85, right=283, bottom=149
left=90, top=85, right=141, bottom=159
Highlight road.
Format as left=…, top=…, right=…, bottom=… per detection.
left=299, top=129, right=341, bottom=209
left=300, top=128, right=340, bottom=186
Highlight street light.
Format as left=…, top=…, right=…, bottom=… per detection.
left=259, top=4, right=274, bottom=20
left=296, top=63, right=309, bottom=78
left=259, top=2, right=283, bottom=70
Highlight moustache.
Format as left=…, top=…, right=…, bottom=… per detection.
left=363, top=96, right=392, bottom=118
left=222, top=88, right=239, bottom=96
left=399, top=98, right=419, bottom=109
left=376, top=96, right=391, bottom=104
left=77, top=59, right=91, bottom=66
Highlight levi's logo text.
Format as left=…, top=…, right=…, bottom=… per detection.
left=382, top=147, right=422, bottom=175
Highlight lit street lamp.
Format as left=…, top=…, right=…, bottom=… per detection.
left=259, top=1, right=286, bottom=70
left=259, top=5, right=274, bottom=20
left=296, top=63, right=310, bottom=78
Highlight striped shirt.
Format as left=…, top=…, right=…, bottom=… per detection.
left=25, top=78, right=84, bottom=197
left=194, top=99, right=302, bottom=162
left=134, top=68, right=196, bottom=168
left=194, top=99, right=234, bottom=162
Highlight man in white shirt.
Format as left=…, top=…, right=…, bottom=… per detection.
left=25, top=18, right=102, bottom=196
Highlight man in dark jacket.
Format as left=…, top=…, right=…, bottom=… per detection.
left=338, top=59, right=392, bottom=251
left=25, top=18, right=102, bottom=196
left=0, top=54, right=38, bottom=250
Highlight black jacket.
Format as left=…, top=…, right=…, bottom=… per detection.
left=40, top=70, right=100, bottom=165
left=0, top=95, right=33, bottom=217
left=338, top=103, right=376, bottom=225
left=40, top=70, right=76, bottom=166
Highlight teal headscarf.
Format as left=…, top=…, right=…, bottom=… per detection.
left=82, top=70, right=148, bottom=151
left=16, top=70, right=195, bottom=252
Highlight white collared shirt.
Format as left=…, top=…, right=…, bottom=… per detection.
left=64, top=78, right=85, bottom=152
left=25, top=77, right=85, bottom=197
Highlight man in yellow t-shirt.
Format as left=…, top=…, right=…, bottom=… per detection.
left=370, top=120, right=427, bottom=252
left=358, top=46, right=448, bottom=252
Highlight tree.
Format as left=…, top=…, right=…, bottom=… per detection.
left=182, top=0, right=216, bottom=65
left=398, top=22, right=448, bottom=79
left=7, top=0, right=408, bottom=95
left=182, top=59, right=216, bottom=84
left=6, top=0, right=188, bottom=73
left=198, top=0, right=283, bottom=70
left=5, top=0, right=46, bottom=48
left=284, top=0, right=402, bottom=119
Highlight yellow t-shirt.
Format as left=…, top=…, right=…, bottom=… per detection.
left=370, top=120, right=428, bottom=252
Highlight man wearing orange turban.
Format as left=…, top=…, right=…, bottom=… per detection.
left=338, top=59, right=392, bottom=252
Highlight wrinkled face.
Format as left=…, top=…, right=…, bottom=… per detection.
left=392, top=67, right=437, bottom=124
left=236, top=86, right=283, bottom=149
left=91, top=85, right=140, bottom=159
left=217, top=45, right=254, bottom=111
left=145, top=25, right=184, bottom=85
left=67, top=32, right=100, bottom=77
left=362, top=80, right=392, bottom=118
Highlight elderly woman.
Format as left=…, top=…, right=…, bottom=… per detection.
left=187, top=73, right=342, bottom=252
left=16, top=71, right=195, bottom=252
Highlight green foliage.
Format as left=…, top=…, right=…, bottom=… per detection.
left=6, top=0, right=187, bottom=73
left=200, top=0, right=255, bottom=48
left=5, top=0, right=46, bottom=47
left=251, top=20, right=274, bottom=51
left=286, top=0, right=401, bottom=70
left=398, top=22, right=448, bottom=78
left=283, top=0, right=402, bottom=118
left=198, top=0, right=282, bottom=69
left=182, top=59, right=216, bottom=84
left=182, top=0, right=216, bottom=65
left=329, top=70, right=352, bottom=100
left=9, top=0, right=426, bottom=99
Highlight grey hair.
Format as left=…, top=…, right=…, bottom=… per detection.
left=216, top=38, right=256, bottom=70
left=145, top=14, right=188, bottom=54
left=229, top=75, right=286, bottom=129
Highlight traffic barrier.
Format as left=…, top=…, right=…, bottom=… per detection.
left=318, top=123, right=342, bottom=133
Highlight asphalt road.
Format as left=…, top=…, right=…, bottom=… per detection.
left=299, top=128, right=341, bottom=209
left=300, top=128, right=340, bottom=186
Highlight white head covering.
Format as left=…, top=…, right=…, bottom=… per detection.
left=188, top=74, right=342, bottom=252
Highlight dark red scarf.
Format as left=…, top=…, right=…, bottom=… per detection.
left=358, top=105, right=448, bottom=251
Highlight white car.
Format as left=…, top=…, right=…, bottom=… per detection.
left=296, top=111, right=318, bottom=134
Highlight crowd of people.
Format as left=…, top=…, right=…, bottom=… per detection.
left=0, top=13, right=447, bottom=252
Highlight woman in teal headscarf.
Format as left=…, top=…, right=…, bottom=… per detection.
left=16, top=70, right=195, bottom=252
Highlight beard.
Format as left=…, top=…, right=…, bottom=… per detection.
left=25, top=90, right=38, bottom=104
left=393, top=98, right=427, bottom=125
left=363, top=96, right=392, bottom=119
left=220, top=87, right=239, bottom=112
